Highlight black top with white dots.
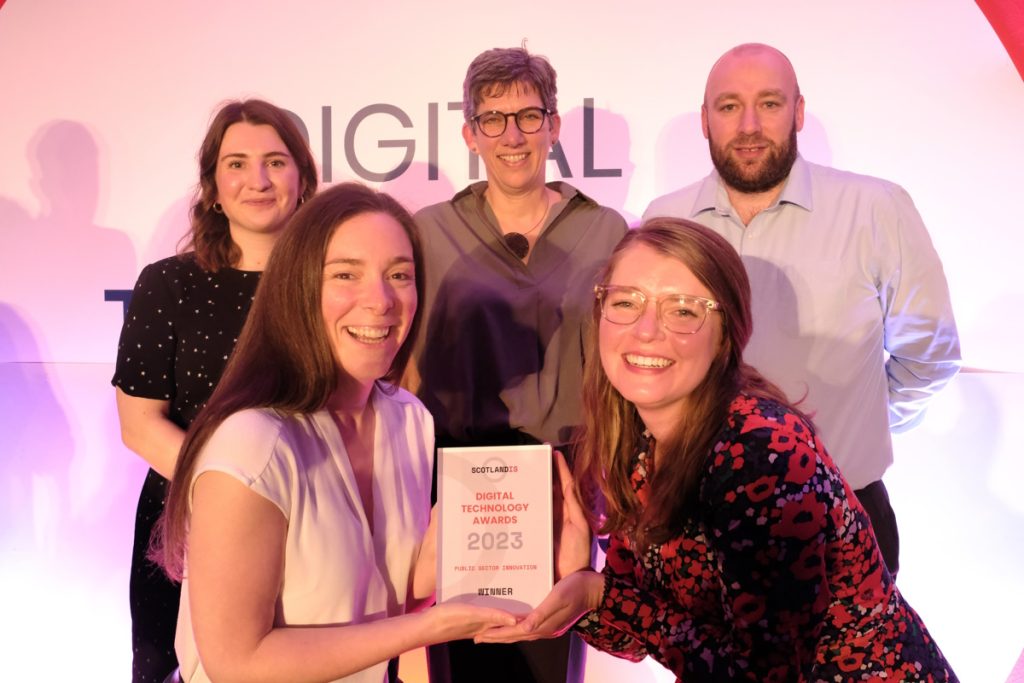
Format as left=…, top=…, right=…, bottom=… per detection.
left=113, top=253, right=260, bottom=427
left=112, top=252, right=260, bottom=682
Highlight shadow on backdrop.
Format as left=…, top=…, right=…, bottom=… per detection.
left=558, top=105, right=637, bottom=224
left=0, top=303, right=73, bottom=559
left=381, top=161, right=457, bottom=215
left=0, top=120, right=136, bottom=363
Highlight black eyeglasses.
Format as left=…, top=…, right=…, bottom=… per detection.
left=470, top=107, right=552, bottom=137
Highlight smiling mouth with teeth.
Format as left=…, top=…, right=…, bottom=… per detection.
left=346, top=326, right=391, bottom=343
left=625, top=354, right=674, bottom=369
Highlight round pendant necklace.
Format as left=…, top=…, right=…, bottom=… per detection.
left=503, top=204, right=549, bottom=260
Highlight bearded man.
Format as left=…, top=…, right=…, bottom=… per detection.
left=644, top=43, right=961, bottom=577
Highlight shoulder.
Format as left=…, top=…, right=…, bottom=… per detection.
left=414, top=184, right=481, bottom=225
left=551, top=181, right=610, bottom=210
left=194, top=408, right=306, bottom=515
left=413, top=202, right=448, bottom=224
left=643, top=176, right=708, bottom=218
left=142, top=252, right=200, bottom=277
left=205, top=408, right=288, bottom=457
left=699, top=394, right=837, bottom=512
left=132, top=253, right=202, bottom=293
left=709, top=394, right=821, bottom=477
left=200, top=408, right=333, bottom=481
left=721, top=394, right=814, bottom=443
left=806, top=160, right=911, bottom=202
left=549, top=181, right=628, bottom=232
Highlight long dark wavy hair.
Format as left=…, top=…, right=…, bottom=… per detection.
left=152, top=182, right=424, bottom=581
left=183, top=99, right=319, bottom=271
left=573, top=218, right=796, bottom=549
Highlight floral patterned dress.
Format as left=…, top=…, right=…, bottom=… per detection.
left=576, top=393, right=956, bottom=682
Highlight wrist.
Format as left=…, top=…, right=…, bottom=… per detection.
left=579, top=568, right=608, bottom=612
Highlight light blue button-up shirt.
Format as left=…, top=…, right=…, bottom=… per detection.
left=644, top=156, right=961, bottom=488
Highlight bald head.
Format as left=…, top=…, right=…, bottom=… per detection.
left=704, top=43, right=801, bottom=109
left=700, top=43, right=804, bottom=195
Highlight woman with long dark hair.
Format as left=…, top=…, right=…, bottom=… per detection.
left=153, top=183, right=514, bottom=683
left=112, top=98, right=318, bottom=682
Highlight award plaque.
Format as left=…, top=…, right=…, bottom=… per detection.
left=437, top=444, right=553, bottom=612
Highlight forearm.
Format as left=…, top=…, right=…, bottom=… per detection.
left=204, top=611, right=441, bottom=683
left=115, top=389, right=185, bottom=479
left=575, top=571, right=670, bottom=660
left=565, top=541, right=665, bottom=659
left=887, top=354, right=961, bottom=431
left=125, top=423, right=184, bottom=479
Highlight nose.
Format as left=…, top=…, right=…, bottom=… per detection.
left=362, top=277, right=396, bottom=314
left=247, top=162, right=272, bottom=190
left=630, top=302, right=662, bottom=341
left=500, top=115, right=526, bottom=145
left=738, top=106, right=761, bottom=135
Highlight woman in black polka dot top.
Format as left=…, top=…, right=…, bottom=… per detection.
left=111, top=99, right=317, bottom=683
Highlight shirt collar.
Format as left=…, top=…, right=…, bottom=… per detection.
left=693, top=154, right=813, bottom=217
left=456, top=180, right=591, bottom=201
left=454, top=180, right=594, bottom=215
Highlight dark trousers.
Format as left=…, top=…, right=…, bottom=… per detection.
left=427, top=633, right=585, bottom=683
left=131, top=470, right=180, bottom=683
left=852, top=479, right=900, bottom=577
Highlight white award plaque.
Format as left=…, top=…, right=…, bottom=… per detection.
left=437, top=444, right=553, bottom=612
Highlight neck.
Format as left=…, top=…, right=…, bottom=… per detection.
left=325, top=380, right=374, bottom=421
left=637, top=406, right=677, bottom=448
left=486, top=185, right=554, bottom=235
left=230, top=226, right=282, bottom=271
left=724, top=181, right=785, bottom=227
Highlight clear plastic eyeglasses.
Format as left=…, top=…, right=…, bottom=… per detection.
left=470, top=107, right=551, bottom=137
left=594, top=285, right=721, bottom=334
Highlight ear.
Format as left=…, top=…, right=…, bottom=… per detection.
left=462, top=122, right=478, bottom=153
left=794, top=94, right=805, bottom=132
left=548, top=113, right=562, bottom=146
left=700, top=104, right=710, bottom=140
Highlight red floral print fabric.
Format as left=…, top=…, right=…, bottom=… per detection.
left=575, top=394, right=956, bottom=682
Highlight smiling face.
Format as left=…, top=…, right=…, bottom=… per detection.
left=462, top=81, right=560, bottom=198
left=701, top=44, right=804, bottom=194
left=321, top=211, right=418, bottom=394
left=214, top=121, right=303, bottom=239
left=599, top=243, right=722, bottom=436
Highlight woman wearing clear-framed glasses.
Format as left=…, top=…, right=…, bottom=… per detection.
left=409, top=46, right=627, bottom=683
left=478, top=218, right=957, bottom=682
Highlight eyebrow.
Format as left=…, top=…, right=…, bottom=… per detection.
left=713, top=88, right=788, bottom=105
left=219, top=150, right=293, bottom=161
left=323, top=255, right=415, bottom=267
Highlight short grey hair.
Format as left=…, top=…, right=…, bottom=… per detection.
left=462, top=46, right=558, bottom=123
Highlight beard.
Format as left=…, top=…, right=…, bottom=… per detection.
left=709, top=122, right=798, bottom=194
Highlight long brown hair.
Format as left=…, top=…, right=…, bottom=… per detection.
left=153, top=182, right=424, bottom=581
left=574, top=218, right=794, bottom=548
left=183, top=99, right=319, bottom=271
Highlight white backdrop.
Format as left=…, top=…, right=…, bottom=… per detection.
left=1, top=1, right=1022, bottom=681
